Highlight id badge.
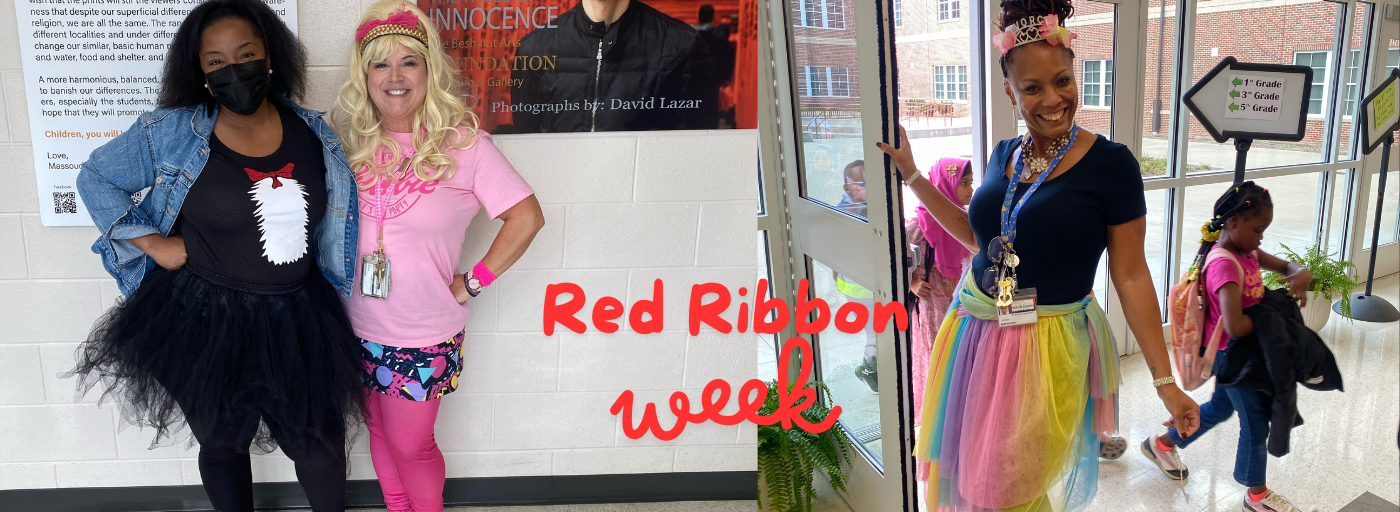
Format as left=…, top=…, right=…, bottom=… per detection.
left=997, top=287, right=1038, bottom=327
left=360, top=251, right=391, bottom=299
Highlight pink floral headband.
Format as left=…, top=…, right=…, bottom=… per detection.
left=992, top=14, right=1076, bottom=55
left=355, top=9, right=428, bottom=53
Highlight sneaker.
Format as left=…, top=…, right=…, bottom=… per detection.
left=853, top=362, right=878, bottom=394
left=1140, top=436, right=1189, bottom=480
left=1243, top=489, right=1304, bottom=512
left=1099, top=436, right=1127, bottom=460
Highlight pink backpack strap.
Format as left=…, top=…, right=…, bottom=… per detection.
left=1200, top=247, right=1247, bottom=352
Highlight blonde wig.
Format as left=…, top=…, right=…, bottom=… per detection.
left=334, top=0, right=480, bottom=189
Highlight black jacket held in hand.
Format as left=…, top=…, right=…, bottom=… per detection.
left=1217, top=288, right=1344, bottom=457
left=507, top=0, right=715, bottom=133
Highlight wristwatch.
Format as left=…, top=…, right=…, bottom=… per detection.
left=465, top=272, right=483, bottom=297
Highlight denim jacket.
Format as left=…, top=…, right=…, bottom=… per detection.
left=77, top=98, right=359, bottom=297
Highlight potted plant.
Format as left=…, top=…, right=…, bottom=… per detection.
left=1262, top=242, right=1359, bottom=331
left=757, top=379, right=851, bottom=512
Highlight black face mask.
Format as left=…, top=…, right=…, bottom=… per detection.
left=205, top=59, right=271, bottom=116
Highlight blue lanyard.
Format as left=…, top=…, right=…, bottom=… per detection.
left=999, top=126, right=1078, bottom=246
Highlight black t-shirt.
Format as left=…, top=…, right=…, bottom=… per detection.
left=174, top=102, right=327, bottom=286
left=967, top=134, right=1146, bottom=305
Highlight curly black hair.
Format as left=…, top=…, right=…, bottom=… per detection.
left=157, top=0, right=307, bottom=109
left=997, top=0, right=1076, bottom=77
left=1188, top=181, right=1273, bottom=314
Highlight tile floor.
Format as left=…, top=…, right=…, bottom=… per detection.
left=811, top=274, right=1400, bottom=512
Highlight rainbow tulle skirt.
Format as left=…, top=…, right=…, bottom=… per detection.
left=914, top=273, right=1120, bottom=512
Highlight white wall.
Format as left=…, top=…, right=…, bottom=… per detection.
left=0, top=0, right=758, bottom=490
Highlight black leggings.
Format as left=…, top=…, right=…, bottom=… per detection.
left=188, top=409, right=347, bottom=512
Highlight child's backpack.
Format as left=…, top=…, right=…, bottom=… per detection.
left=1167, top=247, right=1244, bottom=391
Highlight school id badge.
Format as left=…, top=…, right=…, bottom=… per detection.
left=997, top=287, right=1038, bottom=327
left=360, top=250, right=391, bottom=299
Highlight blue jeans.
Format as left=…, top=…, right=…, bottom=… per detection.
left=1167, top=350, right=1270, bottom=487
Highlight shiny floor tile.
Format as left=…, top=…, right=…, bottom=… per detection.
left=810, top=275, right=1399, bottom=512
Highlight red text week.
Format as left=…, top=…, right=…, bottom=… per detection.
left=611, top=336, right=841, bottom=439
left=542, top=279, right=910, bottom=336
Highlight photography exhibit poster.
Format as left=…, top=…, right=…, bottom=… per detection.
left=14, top=0, right=296, bottom=226
left=420, top=0, right=755, bottom=134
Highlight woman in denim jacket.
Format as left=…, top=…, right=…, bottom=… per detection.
left=70, top=1, right=363, bottom=510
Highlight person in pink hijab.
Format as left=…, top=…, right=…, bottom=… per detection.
left=905, top=157, right=974, bottom=422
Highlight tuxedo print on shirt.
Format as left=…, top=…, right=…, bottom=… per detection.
left=245, top=163, right=310, bottom=265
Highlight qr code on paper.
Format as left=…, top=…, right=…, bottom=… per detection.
left=53, top=192, right=77, bottom=214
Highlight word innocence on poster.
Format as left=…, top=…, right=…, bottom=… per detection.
left=419, top=0, right=756, bottom=133
left=1223, top=75, right=1286, bottom=121
left=13, top=0, right=297, bottom=226
left=547, top=279, right=907, bottom=438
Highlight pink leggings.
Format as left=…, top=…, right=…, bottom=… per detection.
left=365, top=391, right=446, bottom=512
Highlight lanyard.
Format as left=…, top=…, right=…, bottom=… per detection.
left=372, top=158, right=412, bottom=254
left=999, top=126, right=1077, bottom=246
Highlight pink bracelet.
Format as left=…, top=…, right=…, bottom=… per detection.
left=472, top=260, right=497, bottom=287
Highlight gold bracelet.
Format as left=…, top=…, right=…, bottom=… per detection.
left=1152, top=376, right=1176, bottom=388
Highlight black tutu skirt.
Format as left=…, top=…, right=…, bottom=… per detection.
left=71, top=264, right=365, bottom=456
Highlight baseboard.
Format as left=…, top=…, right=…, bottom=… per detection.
left=0, top=471, right=758, bottom=512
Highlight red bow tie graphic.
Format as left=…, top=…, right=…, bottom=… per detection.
left=245, top=163, right=294, bottom=188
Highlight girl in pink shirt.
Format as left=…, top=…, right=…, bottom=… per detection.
left=1141, top=182, right=1316, bottom=512
left=334, top=3, right=544, bottom=511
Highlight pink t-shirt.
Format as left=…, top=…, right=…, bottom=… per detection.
left=344, top=130, right=534, bottom=348
left=1203, top=249, right=1265, bottom=349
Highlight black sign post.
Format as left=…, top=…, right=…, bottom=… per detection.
left=1337, top=69, right=1400, bottom=323
left=1182, top=57, right=1314, bottom=184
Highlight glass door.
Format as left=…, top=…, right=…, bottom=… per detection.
left=772, top=0, right=908, bottom=508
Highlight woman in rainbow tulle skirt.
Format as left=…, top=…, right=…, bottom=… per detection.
left=877, top=1, right=1201, bottom=510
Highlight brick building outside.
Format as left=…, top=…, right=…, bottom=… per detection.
left=790, top=0, right=1400, bottom=156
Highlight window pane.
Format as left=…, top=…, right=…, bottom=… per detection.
left=894, top=0, right=977, bottom=222
left=757, top=232, right=778, bottom=383
left=1143, top=189, right=1170, bottom=316
left=792, top=0, right=865, bottom=216
left=1143, top=0, right=1179, bottom=176
left=1180, top=174, right=1324, bottom=274
left=1343, top=5, right=1372, bottom=159
left=809, top=258, right=882, bottom=464
left=1067, top=2, right=1116, bottom=139
left=831, top=68, right=851, bottom=96
left=1362, top=170, right=1400, bottom=247
left=1186, top=1, right=1340, bottom=174
left=1327, top=169, right=1353, bottom=258
left=826, top=0, right=845, bottom=29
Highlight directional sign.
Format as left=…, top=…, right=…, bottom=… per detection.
left=1182, top=57, right=1313, bottom=143
left=1358, top=68, right=1400, bottom=154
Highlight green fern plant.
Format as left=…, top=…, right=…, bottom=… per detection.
left=1261, top=242, right=1359, bottom=319
left=757, top=379, right=851, bottom=512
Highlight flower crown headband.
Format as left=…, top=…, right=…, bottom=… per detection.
left=355, top=8, right=429, bottom=53
left=992, top=14, right=1076, bottom=55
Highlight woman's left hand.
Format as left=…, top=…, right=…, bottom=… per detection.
left=449, top=273, right=472, bottom=305
left=1158, top=385, right=1201, bottom=438
left=1278, top=268, right=1313, bottom=307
